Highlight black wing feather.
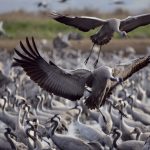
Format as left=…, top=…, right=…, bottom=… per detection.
left=13, top=37, right=91, bottom=101
left=20, top=41, right=36, bottom=59
left=50, top=12, right=105, bottom=32
left=120, top=13, right=150, bottom=32
left=105, top=55, right=150, bottom=99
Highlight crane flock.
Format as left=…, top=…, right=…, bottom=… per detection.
left=0, top=11, right=150, bottom=150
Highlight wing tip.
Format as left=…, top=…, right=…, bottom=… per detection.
left=49, top=12, right=61, bottom=19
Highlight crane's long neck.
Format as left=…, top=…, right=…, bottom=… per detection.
left=4, top=131, right=16, bottom=150
left=2, top=97, right=7, bottom=112
left=49, top=94, right=54, bottom=109
left=51, top=120, right=59, bottom=136
left=136, top=130, right=141, bottom=140
left=12, top=96, right=17, bottom=109
left=39, top=96, right=44, bottom=110
left=116, top=29, right=122, bottom=36
left=109, top=19, right=121, bottom=34
left=113, top=130, right=121, bottom=148
left=26, top=126, right=37, bottom=149
left=37, top=97, right=41, bottom=111
left=108, top=102, right=112, bottom=113
left=21, top=109, right=26, bottom=125
left=77, top=107, right=82, bottom=123
left=7, top=91, right=11, bottom=108
left=41, top=96, right=46, bottom=111
left=16, top=107, right=23, bottom=130
left=26, top=127, right=34, bottom=140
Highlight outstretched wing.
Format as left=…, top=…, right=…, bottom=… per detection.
left=50, top=12, right=106, bottom=32
left=109, top=55, right=150, bottom=94
left=120, top=13, right=150, bottom=32
left=13, top=37, right=91, bottom=101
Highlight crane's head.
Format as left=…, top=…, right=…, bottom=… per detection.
left=96, top=66, right=123, bottom=84
left=120, top=31, right=127, bottom=38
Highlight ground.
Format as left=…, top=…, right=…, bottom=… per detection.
left=0, top=10, right=149, bottom=53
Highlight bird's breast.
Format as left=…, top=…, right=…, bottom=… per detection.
left=108, top=18, right=121, bottom=31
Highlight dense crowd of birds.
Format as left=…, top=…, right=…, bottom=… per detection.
left=0, top=34, right=150, bottom=150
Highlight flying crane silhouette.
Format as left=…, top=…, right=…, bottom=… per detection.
left=50, top=12, right=150, bottom=66
left=13, top=37, right=150, bottom=109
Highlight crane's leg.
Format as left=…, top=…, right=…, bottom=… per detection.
left=98, top=108, right=107, bottom=123
left=93, top=45, right=102, bottom=68
left=84, top=43, right=95, bottom=65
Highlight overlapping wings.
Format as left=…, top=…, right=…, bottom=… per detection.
left=107, top=56, right=150, bottom=97
left=50, top=12, right=106, bottom=32
left=120, top=13, right=150, bottom=32
left=13, top=37, right=92, bottom=101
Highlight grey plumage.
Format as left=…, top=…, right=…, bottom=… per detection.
left=13, top=37, right=120, bottom=109
left=50, top=12, right=150, bottom=65
left=103, top=56, right=150, bottom=104
left=50, top=12, right=150, bottom=44
left=12, top=37, right=150, bottom=109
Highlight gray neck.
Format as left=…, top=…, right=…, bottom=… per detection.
left=113, top=130, right=121, bottom=148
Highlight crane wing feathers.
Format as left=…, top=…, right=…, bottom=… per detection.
left=50, top=12, right=106, bottom=32
left=13, top=37, right=91, bottom=101
left=111, top=55, right=150, bottom=90
left=101, top=55, right=150, bottom=103
left=120, top=13, right=150, bottom=32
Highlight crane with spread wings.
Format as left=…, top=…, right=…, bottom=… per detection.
left=50, top=12, right=150, bottom=66
left=12, top=37, right=150, bottom=109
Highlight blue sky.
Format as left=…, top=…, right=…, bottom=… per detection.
left=0, top=0, right=150, bottom=13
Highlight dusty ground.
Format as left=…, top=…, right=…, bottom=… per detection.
left=0, top=38, right=149, bottom=54
left=70, top=38, right=150, bottom=54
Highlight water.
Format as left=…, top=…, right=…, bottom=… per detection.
left=0, top=0, right=150, bottom=14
